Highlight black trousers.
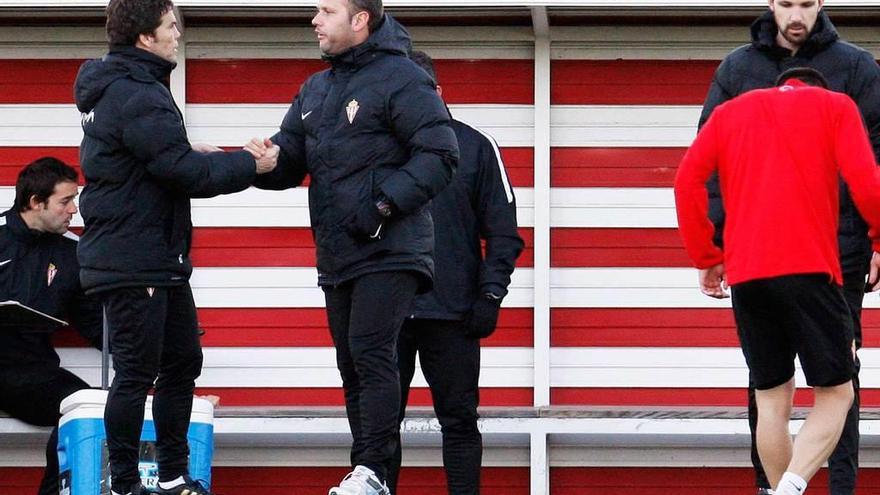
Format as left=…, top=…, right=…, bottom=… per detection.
left=750, top=270, right=863, bottom=494
left=323, top=271, right=419, bottom=482
left=100, top=284, right=203, bottom=493
left=0, top=367, right=89, bottom=495
left=387, top=318, right=482, bottom=495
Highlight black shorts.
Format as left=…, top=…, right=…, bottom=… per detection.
left=731, top=273, right=855, bottom=390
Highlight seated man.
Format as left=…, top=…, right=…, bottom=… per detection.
left=0, top=157, right=102, bottom=495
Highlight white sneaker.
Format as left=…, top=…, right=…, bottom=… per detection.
left=328, top=465, right=390, bottom=495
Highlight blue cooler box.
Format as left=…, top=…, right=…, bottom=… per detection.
left=57, top=389, right=214, bottom=494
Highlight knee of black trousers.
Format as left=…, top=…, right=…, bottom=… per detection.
left=437, top=413, right=480, bottom=437
left=159, top=348, right=204, bottom=383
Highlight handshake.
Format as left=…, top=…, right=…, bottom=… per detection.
left=192, top=138, right=281, bottom=175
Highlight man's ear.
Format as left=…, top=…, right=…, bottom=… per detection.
left=351, top=10, right=369, bottom=33
left=137, top=31, right=155, bottom=49
left=28, top=194, right=43, bottom=211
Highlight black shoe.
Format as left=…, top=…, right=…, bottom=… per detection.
left=155, top=476, right=214, bottom=495
left=111, top=482, right=147, bottom=495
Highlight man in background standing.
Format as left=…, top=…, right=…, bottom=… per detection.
left=700, top=2, right=880, bottom=492
left=385, top=50, right=523, bottom=495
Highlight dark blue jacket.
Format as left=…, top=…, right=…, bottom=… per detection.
left=410, top=119, right=523, bottom=320
left=256, top=15, right=458, bottom=290
left=700, top=11, right=880, bottom=274
left=74, top=46, right=256, bottom=293
left=0, top=210, right=101, bottom=382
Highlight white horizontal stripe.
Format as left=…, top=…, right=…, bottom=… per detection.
left=185, top=104, right=536, bottom=148
left=57, top=347, right=534, bottom=388
left=0, top=104, right=706, bottom=148
left=552, top=348, right=880, bottom=388
left=189, top=267, right=535, bottom=308
left=551, top=268, right=880, bottom=309
left=550, top=187, right=676, bottom=228
left=0, top=186, right=532, bottom=228
left=56, top=346, right=880, bottom=389
left=551, top=105, right=700, bottom=147
left=1, top=185, right=680, bottom=230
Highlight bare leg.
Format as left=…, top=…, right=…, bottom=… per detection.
left=785, top=381, right=854, bottom=483
left=755, top=378, right=796, bottom=488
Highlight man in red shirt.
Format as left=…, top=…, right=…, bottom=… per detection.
left=675, top=67, right=880, bottom=495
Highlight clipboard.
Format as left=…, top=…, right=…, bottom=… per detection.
left=0, top=300, right=69, bottom=329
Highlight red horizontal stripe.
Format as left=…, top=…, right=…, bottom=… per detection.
left=0, top=147, right=82, bottom=185
left=194, top=387, right=533, bottom=407
left=191, top=228, right=534, bottom=268
left=552, top=387, right=880, bottom=408
left=213, top=467, right=529, bottom=492
left=188, top=59, right=534, bottom=105
left=552, top=60, right=718, bottom=105
left=0, top=60, right=84, bottom=104
left=551, top=467, right=876, bottom=493
left=551, top=147, right=685, bottom=187
left=53, top=308, right=535, bottom=348
left=551, top=228, right=689, bottom=267
left=552, top=308, right=737, bottom=347
left=552, top=467, right=754, bottom=492
left=499, top=147, right=534, bottom=187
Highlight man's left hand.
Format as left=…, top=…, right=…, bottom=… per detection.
left=465, top=295, right=502, bottom=338
left=699, top=263, right=729, bottom=299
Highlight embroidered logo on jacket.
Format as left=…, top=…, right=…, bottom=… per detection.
left=346, top=99, right=360, bottom=124
left=47, top=263, right=57, bottom=287
left=81, top=111, right=95, bottom=125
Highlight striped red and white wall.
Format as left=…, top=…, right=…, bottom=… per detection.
left=4, top=4, right=880, bottom=494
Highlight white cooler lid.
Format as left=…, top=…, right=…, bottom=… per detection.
left=60, top=389, right=214, bottom=426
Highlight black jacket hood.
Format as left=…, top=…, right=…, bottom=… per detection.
left=751, top=10, right=839, bottom=58
left=324, top=13, right=411, bottom=69
left=74, top=45, right=176, bottom=113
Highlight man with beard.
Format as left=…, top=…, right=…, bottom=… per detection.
left=700, top=2, right=880, bottom=493
left=248, top=1, right=458, bottom=494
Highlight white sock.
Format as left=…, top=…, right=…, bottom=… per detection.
left=158, top=476, right=186, bottom=489
left=776, top=472, right=808, bottom=495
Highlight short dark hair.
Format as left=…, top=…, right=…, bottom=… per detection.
left=15, top=157, right=78, bottom=213
left=775, top=67, right=829, bottom=89
left=105, top=0, right=174, bottom=46
left=410, top=50, right=438, bottom=86
left=348, top=0, right=383, bottom=33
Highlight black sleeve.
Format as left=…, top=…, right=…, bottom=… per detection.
left=378, top=76, right=459, bottom=214
left=67, top=288, right=103, bottom=350
left=699, top=61, right=735, bottom=249
left=473, top=130, right=524, bottom=297
left=256, top=89, right=309, bottom=190
left=120, top=87, right=257, bottom=198
left=851, top=50, right=880, bottom=162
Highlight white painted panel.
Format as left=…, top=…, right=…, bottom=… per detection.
left=2, top=103, right=707, bottom=148
left=551, top=105, right=700, bottom=147
left=187, top=267, right=534, bottom=308
left=184, top=104, right=536, bottom=148
left=550, top=187, right=676, bottom=228
left=57, top=347, right=534, bottom=387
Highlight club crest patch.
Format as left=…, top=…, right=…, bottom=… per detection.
left=47, top=263, right=57, bottom=286
left=346, top=99, right=360, bottom=124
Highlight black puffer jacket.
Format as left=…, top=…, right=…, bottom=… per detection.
left=256, top=15, right=458, bottom=290
left=700, top=11, right=880, bottom=273
left=74, top=46, right=256, bottom=293
left=410, top=119, right=523, bottom=320
left=0, top=210, right=101, bottom=382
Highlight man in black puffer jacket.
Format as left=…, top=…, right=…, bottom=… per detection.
left=249, top=1, right=458, bottom=494
left=700, top=2, right=880, bottom=494
left=73, top=1, right=277, bottom=494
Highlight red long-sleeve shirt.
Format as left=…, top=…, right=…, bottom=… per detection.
left=675, top=80, right=880, bottom=285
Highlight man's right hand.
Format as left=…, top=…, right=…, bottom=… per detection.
left=699, top=263, right=729, bottom=299
left=244, top=137, right=279, bottom=174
